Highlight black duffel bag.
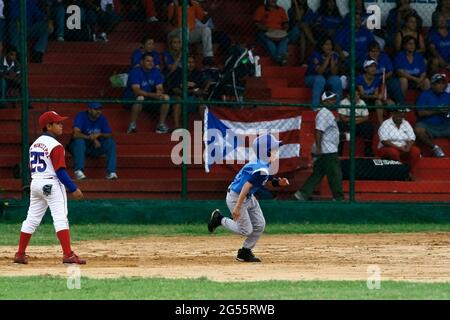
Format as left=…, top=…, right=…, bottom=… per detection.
left=341, top=158, right=410, bottom=181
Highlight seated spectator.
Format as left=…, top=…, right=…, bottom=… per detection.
left=432, top=0, right=450, bottom=29
left=305, top=36, right=342, bottom=106
left=0, top=0, right=5, bottom=54
left=8, top=0, right=50, bottom=63
left=313, top=0, right=343, bottom=39
left=357, top=59, right=395, bottom=125
left=394, top=13, right=426, bottom=54
left=96, top=0, right=121, bottom=42
left=335, top=12, right=374, bottom=71
left=124, top=53, right=170, bottom=134
left=378, top=109, right=420, bottom=179
left=162, top=35, right=182, bottom=76
left=49, top=0, right=66, bottom=42
left=394, top=35, right=430, bottom=100
left=253, top=0, right=289, bottom=66
left=414, top=73, right=450, bottom=157
left=69, top=102, right=118, bottom=180
left=167, top=0, right=214, bottom=66
left=289, top=0, right=317, bottom=65
left=166, top=55, right=211, bottom=128
left=337, top=91, right=374, bottom=157
left=0, top=46, right=20, bottom=106
left=427, top=12, right=450, bottom=74
left=364, top=41, right=405, bottom=106
left=385, top=0, right=422, bottom=46
left=131, top=36, right=161, bottom=68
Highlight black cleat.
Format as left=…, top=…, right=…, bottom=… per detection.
left=236, top=248, right=261, bottom=263
left=208, top=209, right=223, bottom=233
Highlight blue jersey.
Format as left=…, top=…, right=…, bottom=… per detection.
left=123, top=66, right=164, bottom=99
left=73, top=111, right=112, bottom=136
left=130, top=48, right=161, bottom=67
left=306, top=50, right=339, bottom=77
left=394, top=51, right=426, bottom=77
left=229, top=160, right=274, bottom=196
left=427, top=28, right=450, bottom=64
left=335, top=26, right=374, bottom=65
left=416, top=89, right=450, bottom=126
left=356, top=75, right=382, bottom=95
left=317, top=14, right=343, bottom=31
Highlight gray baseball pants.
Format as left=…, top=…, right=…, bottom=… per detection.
left=222, top=190, right=266, bottom=249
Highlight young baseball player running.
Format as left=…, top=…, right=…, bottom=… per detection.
left=13, top=111, right=86, bottom=265
left=207, top=133, right=290, bottom=262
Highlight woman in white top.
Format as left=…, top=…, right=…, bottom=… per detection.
left=378, top=109, right=421, bottom=178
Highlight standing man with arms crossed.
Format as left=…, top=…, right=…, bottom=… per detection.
left=14, top=111, right=86, bottom=265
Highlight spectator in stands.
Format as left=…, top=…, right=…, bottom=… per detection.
left=394, top=35, right=430, bottom=100
left=394, top=13, right=426, bottom=54
left=166, top=55, right=211, bottom=128
left=427, top=12, right=450, bottom=75
left=289, top=0, right=317, bottom=65
left=365, top=41, right=405, bottom=106
left=357, top=59, right=395, bottom=125
left=124, top=53, right=170, bottom=134
left=142, top=0, right=159, bottom=23
left=48, top=0, right=66, bottom=42
left=131, top=36, right=161, bottom=68
left=414, top=73, right=450, bottom=158
left=385, top=0, right=422, bottom=46
left=8, top=0, right=50, bottom=63
left=294, top=90, right=344, bottom=201
left=337, top=91, right=374, bottom=157
left=253, top=0, right=289, bottom=66
left=167, top=0, right=214, bottom=66
left=0, top=0, right=5, bottom=55
left=335, top=12, right=374, bottom=71
left=378, top=109, right=420, bottom=179
left=69, top=102, right=118, bottom=180
left=305, top=36, right=342, bottom=107
left=162, top=35, right=182, bottom=76
left=96, top=0, right=121, bottom=42
left=432, top=0, right=450, bottom=29
left=314, top=0, right=343, bottom=39
left=0, top=46, right=20, bottom=106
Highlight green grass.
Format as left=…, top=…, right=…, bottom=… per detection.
left=0, top=276, right=448, bottom=299
left=0, top=223, right=449, bottom=245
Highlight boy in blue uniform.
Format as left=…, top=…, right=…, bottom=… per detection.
left=208, top=134, right=290, bottom=262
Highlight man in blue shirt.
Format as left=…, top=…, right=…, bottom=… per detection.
left=124, top=53, right=170, bottom=134
left=415, top=73, right=450, bottom=158
left=207, top=134, right=290, bottom=262
left=69, top=102, right=118, bottom=180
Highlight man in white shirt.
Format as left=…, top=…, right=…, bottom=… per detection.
left=294, top=90, right=344, bottom=201
left=378, top=109, right=421, bottom=177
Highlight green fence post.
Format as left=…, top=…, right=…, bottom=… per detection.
left=181, top=0, right=189, bottom=200
left=349, top=0, right=356, bottom=203
left=20, top=0, right=30, bottom=198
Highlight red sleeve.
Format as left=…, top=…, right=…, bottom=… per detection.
left=194, top=3, right=205, bottom=21
left=253, top=6, right=265, bottom=22
left=50, top=145, right=66, bottom=171
left=279, top=8, right=288, bottom=23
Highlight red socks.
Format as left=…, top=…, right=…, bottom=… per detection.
left=17, top=232, right=32, bottom=254
left=56, top=229, right=72, bottom=256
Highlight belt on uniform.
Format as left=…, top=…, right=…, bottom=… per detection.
left=228, top=187, right=251, bottom=199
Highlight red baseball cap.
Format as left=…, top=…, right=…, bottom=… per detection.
left=38, top=111, right=68, bottom=129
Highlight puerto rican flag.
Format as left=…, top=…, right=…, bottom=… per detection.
left=203, top=107, right=302, bottom=173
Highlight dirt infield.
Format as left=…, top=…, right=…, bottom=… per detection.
left=0, top=233, right=449, bottom=282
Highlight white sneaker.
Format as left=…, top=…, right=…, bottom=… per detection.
left=127, top=122, right=137, bottom=134
left=98, top=32, right=108, bottom=42
left=74, top=170, right=86, bottom=180
left=56, top=36, right=64, bottom=42
left=156, top=123, right=169, bottom=134
left=294, top=190, right=305, bottom=200
left=433, top=145, right=445, bottom=158
left=106, top=172, right=118, bottom=180
left=147, top=16, right=159, bottom=23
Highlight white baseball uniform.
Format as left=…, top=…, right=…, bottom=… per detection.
left=21, top=134, right=70, bottom=234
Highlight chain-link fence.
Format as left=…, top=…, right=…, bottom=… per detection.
left=0, top=0, right=449, bottom=202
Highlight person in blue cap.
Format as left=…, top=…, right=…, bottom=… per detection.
left=69, top=102, right=118, bottom=180
left=207, top=133, right=290, bottom=262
